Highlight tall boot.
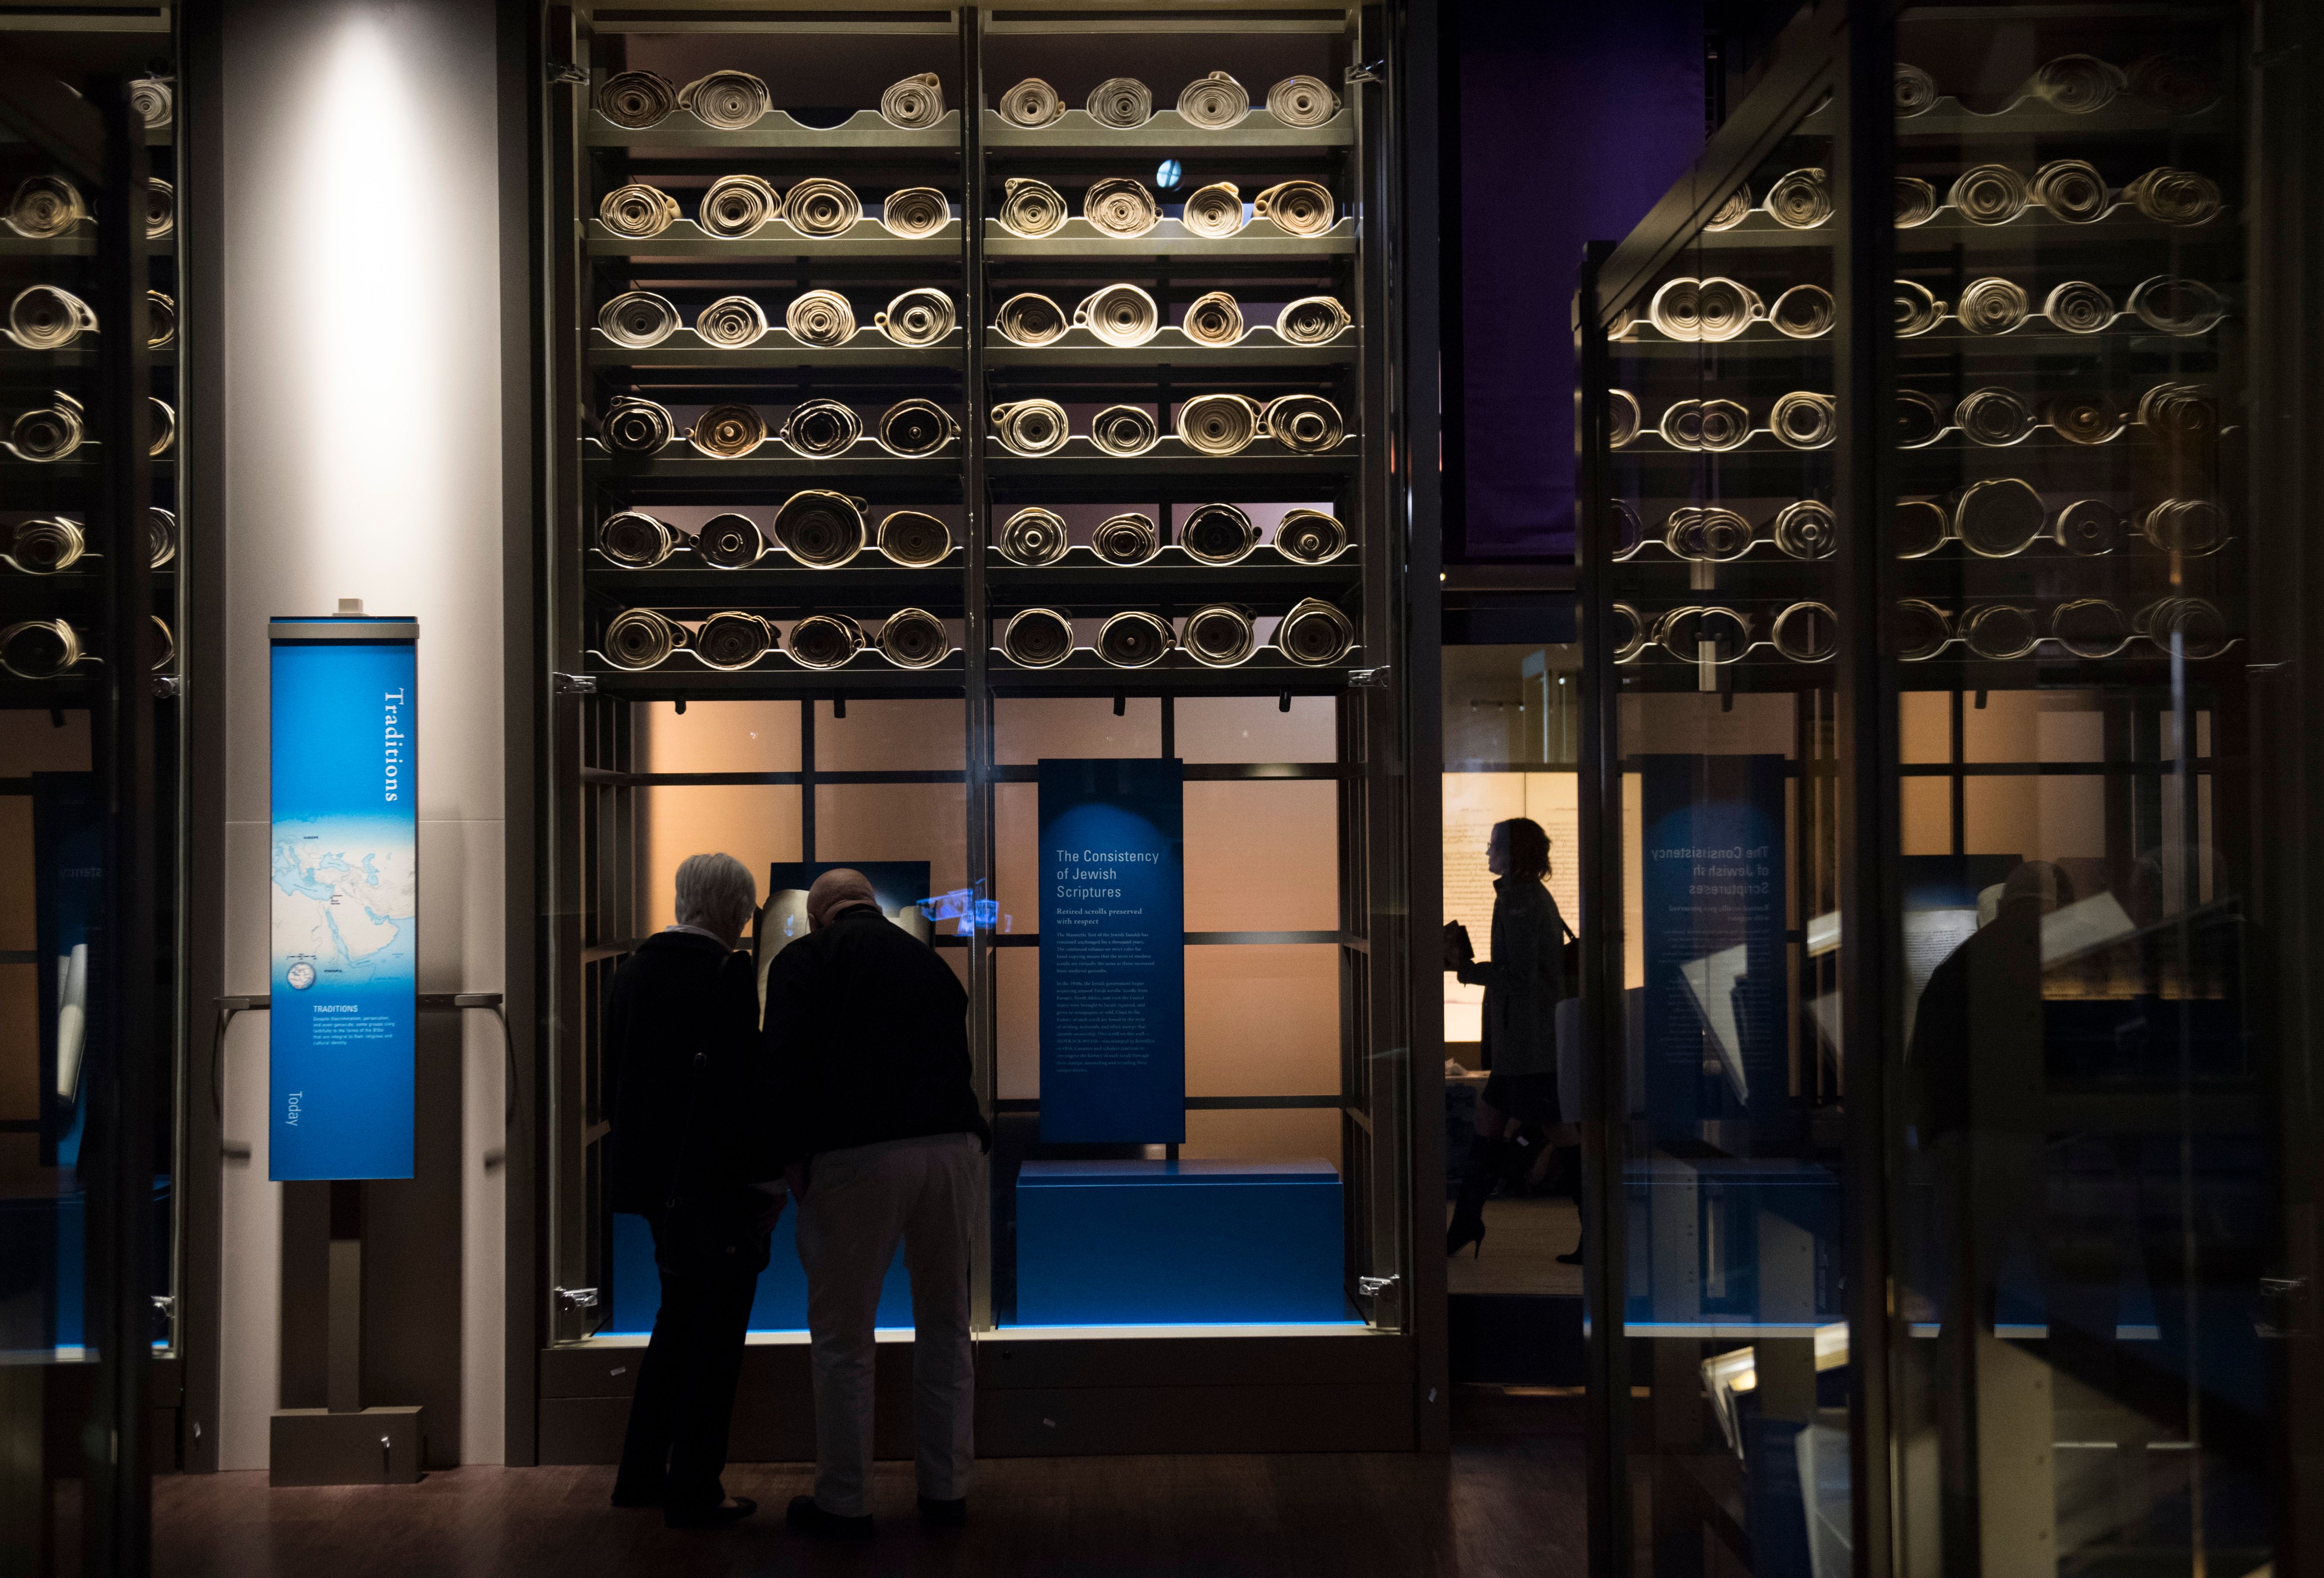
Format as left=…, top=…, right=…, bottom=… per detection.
left=1447, top=1134, right=1503, bottom=1256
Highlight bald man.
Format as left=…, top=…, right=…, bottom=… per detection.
left=765, top=868, right=989, bottom=1539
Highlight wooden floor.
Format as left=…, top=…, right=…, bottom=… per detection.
left=152, top=1392, right=1584, bottom=1578
left=1446, top=1197, right=1585, bottom=1298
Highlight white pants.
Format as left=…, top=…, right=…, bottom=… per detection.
left=794, top=1131, right=982, bottom=1516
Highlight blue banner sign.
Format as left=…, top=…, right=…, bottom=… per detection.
left=269, top=616, right=419, bottom=1181
left=1038, top=758, right=1185, bottom=1145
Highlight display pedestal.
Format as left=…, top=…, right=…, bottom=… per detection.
left=269, top=1182, right=425, bottom=1484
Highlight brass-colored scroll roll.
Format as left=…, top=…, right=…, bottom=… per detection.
left=1180, top=182, right=1245, bottom=238
left=1958, top=277, right=2029, bottom=335
left=1602, top=603, right=1652, bottom=664
left=1896, top=600, right=1953, bottom=662
left=2128, top=275, right=2222, bottom=335
left=0, top=619, right=81, bottom=678
left=695, top=513, right=767, bottom=568
left=1084, top=177, right=1160, bottom=238
left=8, top=284, right=95, bottom=349
left=699, top=173, right=781, bottom=237
left=1772, top=501, right=1838, bottom=561
left=148, top=290, right=176, bottom=348
left=1656, top=400, right=1711, bottom=452
left=680, top=71, right=772, bottom=130
left=785, top=178, right=861, bottom=237
left=1087, top=78, right=1154, bottom=129
left=602, top=609, right=684, bottom=670
left=1091, top=513, right=1160, bottom=565
left=2124, top=166, right=2221, bottom=226
left=1894, top=499, right=1948, bottom=559
left=1894, top=177, right=1938, bottom=227
left=1895, top=390, right=1946, bottom=448
left=695, top=295, right=769, bottom=347
left=1261, top=393, right=1345, bottom=454
left=2136, top=597, right=2229, bottom=659
left=1183, top=604, right=1256, bottom=667
left=1648, top=277, right=1762, bottom=342
left=2128, top=54, right=2217, bottom=115
left=690, top=403, right=768, bottom=459
left=2136, top=382, right=2219, bottom=440
left=2026, top=54, right=2125, bottom=114
left=779, top=399, right=862, bottom=457
left=6, top=518, right=84, bottom=574
left=1764, top=168, right=1831, bottom=228
left=1772, top=602, right=1840, bottom=663
left=1894, top=280, right=1945, bottom=336
left=1278, top=598, right=1357, bottom=666
left=880, top=73, right=945, bottom=129
left=149, top=397, right=175, bottom=457
left=697, top=612, right=777, bottom=671
left=1088, top=405, right=1160, bottom=457
left=2030, top=159, right=2109, bottom=223
left=2056, top=499, right=2126, bottom=555
left=2140, top=498, right=2230, bottom=555
left=878, top=399, right=959, bottom=457
left=1275, top=510, right=1348, bottom=563
left=788, top=614, right=867, bottom=670
left=772, top=491, right=867, bottom=566
left=1179, top=71, right=1251, bottom=129
left=877, top=608, right=952, bottom=669
left=1276, top=295, right=1352, bottom=345
left=1097, top=612, right=1175, bottom=669
left=1609, top=390, right=1642, bottom=448
left=146, top=179, right=174, bottom=239
left=602, top=396, right=674, bottom=454
left=1768, top=284, right=1836, bottom=339
left=2047, top=393, right=2123, bottom=446
left=877, top=511, right=952, bottom=567
left=999, top=507, right=1069, bottom=566
left=1184, top=291, right=1245, bottom=345
left=1953, top=477, right=2047, bottom=557
left=2043, top=280, right=2115, bottom=334
left=991, top=399, right=1070, bottom=456
left=599, top=183, right=679, bottom=238
left=1253, top=180, right=1334, bottom=236
left=785, top=289, right=857, bottom=346
left=1001, top=609, right=1074, bottom=668
left=1894, top=64, right=1939, bottom=115
left=598, top=510, right=676, bottom=568
left=1949, top=164, right=2028, bottom=226
left=998, top=78, right=1065, bottom=128
left=1706, top=188, right=1753, bottom=231
left=130, top=77, right=174, bottom=129
left=1611, top=501, right=1646, bottom=560
left=598, top=290, right=680, bottom=347
left=994, top=291, right=1068, bottom=346
left=881, top=187, right=949, bottom=238
left=10, top=393, right=83, bottom=461
left=1955, top=387, right=2036, bottom=447
left=1961, top=604, right=2040, bottom=661
left=7, top=176, right=85, bottom=240
left=998, top=178, right=1069, bottom=237
left=1176, top=392, right=1263, bottom=455
left=1268, top=74, right=1340, bottom=126
left=1655, top=606, right=1752, bottom=664
left=2052, top=599, right=2130, bottom=659
left=1697, top=399, right=1751, bottom=452
left=598, top=71, right=675, bottom=129
left=876, top=287, right=956, bottom=347
left=1180, top=502, right=1258, bottom=565
left=1771, top=392, right=1837, bottom=450
left=1663, top=508, right=1753, bottom=562
left=148, top=508, right=177, bottom=568
left=1074, top=283, right=1160, bottom=347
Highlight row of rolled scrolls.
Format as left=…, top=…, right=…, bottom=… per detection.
left=596, top=68, right=1342, bottom=132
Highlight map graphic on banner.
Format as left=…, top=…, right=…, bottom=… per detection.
left=271, top=826, right=417, bottom=994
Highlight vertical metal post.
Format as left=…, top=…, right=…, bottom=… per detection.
left=325, top=1182, right=364, bottom=1414
left=959, top=5, right=994, bottom=1326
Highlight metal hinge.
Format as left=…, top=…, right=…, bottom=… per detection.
left=1358, top=1274, right=1399, bottom=1298
left=547, top=61, right=589, bottom=86
left=1346, top=665, right=1393, bottom=690
left=555, top=672, right=599, bottom=695
left=1345, top=61, right=1385, bottom=87
left=153, top=674, right=181, bottom=699
left=555, top=1285, right=600, bottom=1312
left=150, top=1294, right=175, bottom=1317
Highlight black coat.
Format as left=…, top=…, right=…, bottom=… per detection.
left=1457, top=877, right=1568, bottom=1077
left=763, top=904, right=989, bottom=1161
left=606, top=931, right=773, bottom=1218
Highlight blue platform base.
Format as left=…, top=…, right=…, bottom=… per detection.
left=1012, top=1159, right=1348, bottom=1326
left=608, top=1208, right=913, bottom=1336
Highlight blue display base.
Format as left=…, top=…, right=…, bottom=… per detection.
left=1012, top=1159, right=1348, bottom=1326
left=607, top=1209, right=913, bottom=1336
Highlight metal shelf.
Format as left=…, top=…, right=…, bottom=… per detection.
left=986, top=434, right=1360, bottom=477
left=587, top=647, right=966, bottom=688
left=0, top=343, right=180, bottom=369
left=984, top=325, right=1357, bottom=367
left=587, top=554, right=966, bottom=599
left=985, top=217, right=1356, bottom=259
left=1834, top=97, right=2234, bottom=140
left=588, top=326, right=965, bottom=368
left=1690, top=206, right=2231, bottom=251
left=582, top=443, right=961, bottom=482
left=586, top=107, right=962, bottom=152
left=985, top=645, right=1366, bottom=690
left=586, top=216, right=961, bottom=259
left=981, top=108, right=1352, bottom=151
left=0, top=234, right=175, bottom=258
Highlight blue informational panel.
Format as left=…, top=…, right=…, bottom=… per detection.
left=1037, top=758, right=1185, bottom=1145
left=269, top=618, right=419, bottom=1182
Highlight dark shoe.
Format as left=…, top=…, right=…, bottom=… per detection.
left=1446, top=1215, right=1486, bottom=1257
left=788, top=1495, right=874, bottom=1540
left=665, top=1496, right=756, bottom=1529
left=918, top=1495, right=967, bottom=1528
left=1555, top=1244, right=1584, bottom=1266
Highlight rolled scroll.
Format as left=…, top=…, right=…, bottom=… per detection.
left=1176, top=392, right=1264, bottom=455
left=1276, top=509, right=1348, bottom=563
left=881, top=186, right=949, bottom=238
left=2026, top=54, right=2125, bottom=115
left=148, top=290, right=176, bottom=348
left=1894, top=64, right=1939, bottom=115
left=881, top=74, right=945, bottom=129
left=1001, top=608, right=1075, bottom=667
left=1949, top=165, right=2028, bottom=226
left=999, top=178, right=1068, bottom=237
left=1253, top=180, right=1334, bottom=236
left=1962, top=604, right=2040, bottom=661
left=696, top=294, right=769, bottom=347
left=2135, top=382, right=2218, bottom=440
left=1895, top=600, right=1952, bottom=662
left=2128, top=55, right=2217, bottom=115
left=786, top=289, right=857, bottom=346
left=995, top=291, right=1068, bottom=346
left=1772, top=602, right=1839, bottom=663
left=695, top=512, right=767, bottom=568
left=780, top=398, right=862, bottom=457
left=6, top=518, right=83, bottom=574
left=2046, top=393, right=2122, bottom=446
left=1608, top=390, right=1641, bottom=449
left=1097, top=612, right=1175, bottom=669
left=1655, top=398, right=1707, bottom=450
left=1955, top=387, right=2036, bottom=446
left=2051, top=599, right=2129, bottom=660
left=877, top=511, right=952, bottom=567
left=1648, top=277, right=1762, bottom=342
left=1084, top=177, right=1160, bottom=238
left=1655, top=606, right=1751, bottom=664
left=1894, top=279, right=1945, bottom=337
left=1262, top=393, right=1345, bottom=454
left=1183, top=604, right=1256, bottom=667
left=2135, top=597, right=2228, bottom=659
left=1091, top=512, right=1160, bottom=565
left=1611, top=501, right=1646, bottom=560
left=1180, top=182, right=1245, bottom=238
left=602, top=609, right=684, bottom=670
left=1603, top=603, right=1649, bottom=663
left=8, top=284, right=95, bottom=349
left=785, top=178, right=861, bottom=237
left=1706, top=188, right=1753, bottom=231
left=1663, top=508, right=1752, bottom=562
left=1659, top=397, right=1750, bottom=453
left=2124, top=166, right=2221, bottom=227
left=0, top=619, right=81, bottom=678
left=10, top=393, right=83, bottom=461
left=1089, top=405, right=1160, bottom=457
left=146, top=178, right=173, bottom=239
left=876, top=287, right=955, bottom=347
left=690, top=403, right=768, bottom=459
left=878, top=398, right=959, bottom=457
left=1074, top=283, right=1161, bottom=346
left=1894, top=499, right=1948, bottom=559
left=998, top=79, right=1065, bottom=129
left=1769, top=284, right=1835, bottom=339
left=1771, top=392, right=1837, bottom=450
left=877, top=608, right=952, bottom=669
left=1895, top=389, right=1945, bottom=448
left=697, top=612, right=777, bottom=670
left=2127, top=275, right=2222, bottom=335
left=130, top=77, right=174, bottom=129
left=1184, top=291, right=1245, bottom=345
left=602, top=395, right=674, bottom=454
left=2139, top=498, right=2229, bottom=555
left=680, top=71, right=772, bottom=130
left=1088, top=78, right=1153, bottom=129
left=1276, top=295, right=1352, bottom=344
left=699, top=173, right=781, bottom=237
left=1894, top=177, right=1937, bottom=228
left=788, top=614, right=866, bottom=670
left=7, top=176, right=85, bottom=240
left=2030, top=159, right=2109, bottom=223
left=598, top=289, right=680, bottom=347
left=1958, top=277, right=2029, bottom=335
left=772, top=491, right=867, bottom=566
left=1279, top=598, right=1356, bottom=666
left=2042, top=280, right=2115, bottom=334
left=2055, top=499, right=2125, bottom=555
left=1772, top=500, right=1838, bottom=561
left=599, top=183, right=678, bottom=238
left=1179, top=71, right=1251, bottom=129
left=991, top=399, right=1069, bottom=456
left=1268, top=74, right=1340, bottom=126
left=148, top=507, right=177, bottom=568
left=999, top=507, right=1070, bottom=566
left=598, top=71, right=675, bottom=129
left=597, top=510, right=676, bottom=568
left=1180, top=502, right=1258, bottom=565
left=1764, top=168, right=1831, bottom=229
left=1952, top=477, right=2047, bottom=556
